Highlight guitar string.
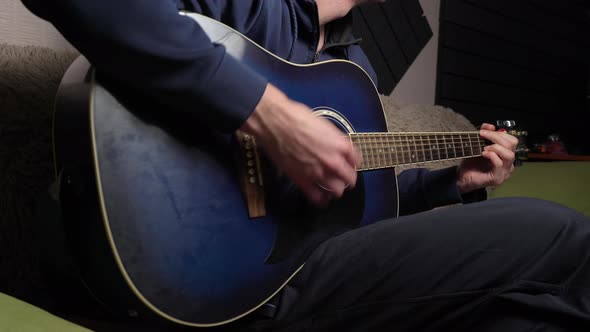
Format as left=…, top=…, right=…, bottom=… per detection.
left=349, top=134, right=486, bottom=167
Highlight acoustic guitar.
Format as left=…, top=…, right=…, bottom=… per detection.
left=53, top=12, right=524, bottom=327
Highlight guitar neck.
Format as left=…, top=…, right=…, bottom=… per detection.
left=350, top=132, right=486, bottom=171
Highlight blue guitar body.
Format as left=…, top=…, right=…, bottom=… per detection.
left=54, top=13, right=398, bottom=327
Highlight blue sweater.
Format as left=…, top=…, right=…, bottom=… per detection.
left=22, top=0, right=483, bottom=215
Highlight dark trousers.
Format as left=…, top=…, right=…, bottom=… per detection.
left=239, top=197, right=590, bottom=331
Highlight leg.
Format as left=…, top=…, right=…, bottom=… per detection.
left=263, top=198, right=590, bottom=331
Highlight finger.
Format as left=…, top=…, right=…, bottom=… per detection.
left=483, top=144, right=515, bottom=165
left=344, top=138, right=362, bottom=169
left=321, top=176, right=347, bottom=199
left=479, top=130, right=513, bottom=150
left=480, top=123, right=496, bottom=131
left=322, top=157, right=356, bottom=188
left=507, top=133, right=520, bottom=150
left=328, top=143, right=359, bottom=189
left=301, top=182, right=332, bottom=207
left=481, top=129, right=520, bottom=151
left=350, top=145, right=363, bottom=169
left=481, top=150, right=503, bottom=169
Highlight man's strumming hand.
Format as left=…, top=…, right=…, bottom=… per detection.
left=241, top=84, right=361, bottom=206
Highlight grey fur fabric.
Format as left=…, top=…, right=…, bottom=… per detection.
left=0, top=43, right=475, bottom=306
left=0, top=43, right=78, bottom=302
left=380, top=95, right=477, bottom=174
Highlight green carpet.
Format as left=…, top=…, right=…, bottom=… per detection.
left=0, top=293, right=90, bottom=332
left=490, top=161, right=590, bottom=216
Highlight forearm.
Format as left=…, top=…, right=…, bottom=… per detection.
left=22, top=0, right=267, bottom=132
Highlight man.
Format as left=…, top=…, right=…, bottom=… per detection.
left=21, top=0, right=590, bottom=331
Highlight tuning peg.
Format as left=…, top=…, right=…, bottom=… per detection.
left=496, top=120, right=517, bottom=130
left=495, top=120, right=529, bottom=167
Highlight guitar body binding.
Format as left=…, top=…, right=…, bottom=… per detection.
left=53, top=13, right=399, bottom=327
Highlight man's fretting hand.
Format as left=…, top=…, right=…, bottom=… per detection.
left=241, top=84, right=361, bottom=206
left=457, top=123, right=519, bottom=193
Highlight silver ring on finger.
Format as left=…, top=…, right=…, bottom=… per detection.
left=316, top=183, right=349, bottom=192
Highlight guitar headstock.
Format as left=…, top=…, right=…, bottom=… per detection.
left=496, top=120, right=529, bottom=166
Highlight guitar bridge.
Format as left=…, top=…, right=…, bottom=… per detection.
left=235, top=131, right=266, bottom=218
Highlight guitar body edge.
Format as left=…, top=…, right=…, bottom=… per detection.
left=53, top=14, right=400, bottom=328
left=53, top=57, right=156, bottom=323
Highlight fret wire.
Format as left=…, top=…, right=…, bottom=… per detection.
left=425, top=134, right=432, bottom=162
left=427, top=135, right=434, bottom=161
left=442, top=134, right=448, bottom=159
left=349, top=134, right=487, bottom=169
left=375, top=135, right=382, bottom=168
left=441, top=134, right=449, bottom=159
left=418, top=134, right=427, bottom=163
left=370, top=134, right=381, bottom=167
left=405, top=135, right=413, bottom=163
left=366, top=145, right=482, bottom=154
left=478, top=135, right=482, bottom=154
left=459, top=136, right=468, bottom=157
left=412, top=135, right=419, bottom=163
left=450, top=135, right=457, bottom=158
left=371, top=134, right=379, bottom=168
left=361, top=135, right=370, bottom=169
left=356, top=140, right=485, bottom=149
left=378, top=134, right=385, bottom=167
left=358, top=136, right=365, bottom=169
left=454, top=134, right=460, bottom=157
left=383, top=134, right=391, bottom=167
left=405, top=135, right=413, bottom=164
left=433, top=134, right=439, bottom=160
left=367, top=135, right=373, bottom=169
left=405, top=134, right=412, bottom=164
left=374, top=134, right=381, bottom=168
left=369, top=134, right=379, bottom=168
left=413, top=135, right=420, bottom=163
left=358, top=145, right=484, bottom=154
left=396, top=133, right=405, bottom=165
left=352, top=136, right=362, bottom=168
left=365, top=134, right=372, bottom=168
left=369, top=135, right=376, bottom=169
left=391, top=135, right=400, bottom=165
left=432, top=135, right=437, bottom=161
left=352, top=134, right=484, bottom=144
left=356, top=141, right=485, bottom=148
left=356, top=145, right=485, bottom=167
left=389, top=135, right=395, bottom=167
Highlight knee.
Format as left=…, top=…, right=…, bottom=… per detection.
left=495, top=197, right=587, bottom=225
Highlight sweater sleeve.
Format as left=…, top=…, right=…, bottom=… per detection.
left=397, top=166, right=487, bottom=216
left=21, top=0, right=293, bottom=133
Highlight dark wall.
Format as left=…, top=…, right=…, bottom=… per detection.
left=352, top=0, right=432, bottom=95
left=436, top=0, right=590, bottom=153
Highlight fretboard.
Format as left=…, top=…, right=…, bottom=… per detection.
left=350, top=132, right=486, bottom=171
